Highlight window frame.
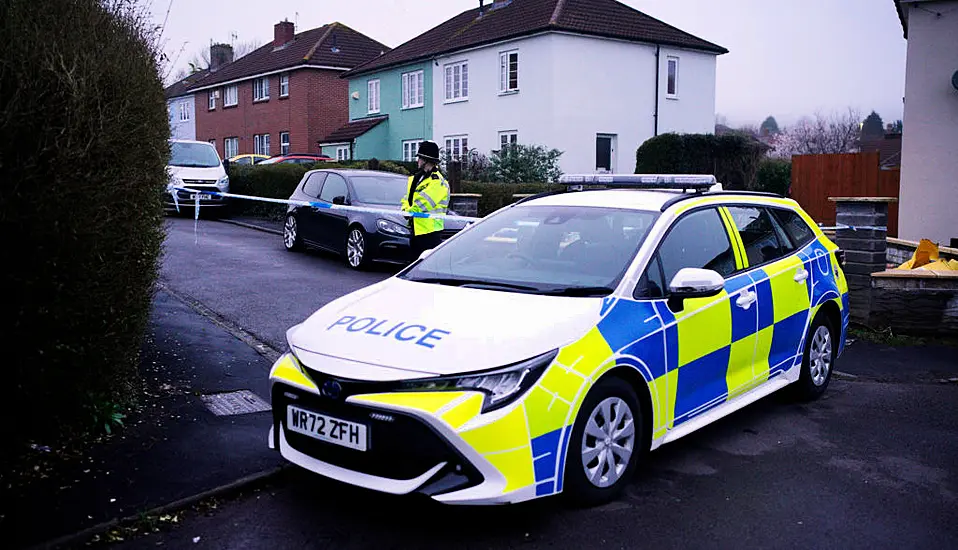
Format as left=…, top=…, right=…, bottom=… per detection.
left=499, top=50, right=519, bottom=94
left=208, top=90, right=216, bottom=110
left=223, top=85, right=238, bottom=107
left=279, top=131, right=290, bottom=155
left=336, top=145, right=350, bottom=161
left=402, top=140, right=423, bottom=162
left=279, top=73, right=290, bottom=98
left=666, top=56, right=679, bottom=99
left=443, top=135, right=469, bottom=161
left=632, top=206, right=737, bottom=300
left=224, top=137, right=239, bottom=158
left=401, top=70, right=425, bottom=109
left=498, top=131, right=518, bottom=153
left=367, top=79, right=381, bottom=114
left=253, top=77, right=270, bottom=102
left=177, top=101, right=191, bottom=122
left=253, top=133, right=271, bottom=156
left=443, top=60, right=469, bottom=103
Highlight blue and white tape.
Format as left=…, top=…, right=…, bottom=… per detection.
left=818, top=223, right=888, bottom=232
left=169, top=187, right=481, bottom=223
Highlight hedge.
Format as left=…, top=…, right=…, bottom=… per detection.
left=755, top=158, right=792, bottom=196
left=461, top=181, right=560, bottom=216
left=635, top=133, right=769, bottom=191
left=0, top=0, right=169, bottom=455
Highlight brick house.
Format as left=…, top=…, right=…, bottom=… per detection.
left=186, top=21, right=388, bottom=159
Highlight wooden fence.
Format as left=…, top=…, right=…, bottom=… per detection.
left=790, top=152, right=899, bottom=237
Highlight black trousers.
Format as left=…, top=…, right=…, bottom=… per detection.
left=409, top=232, right=442, bottom=260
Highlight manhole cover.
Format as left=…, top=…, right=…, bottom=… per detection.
left=200, top=390, right=271, bottom=416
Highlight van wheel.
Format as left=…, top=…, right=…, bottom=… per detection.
left=793, top=312, right=836, bottom=401
left=563, top=377, right=643, bottom=506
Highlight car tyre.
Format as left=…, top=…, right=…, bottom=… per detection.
left=345, top=226, right=371, bottom=270
left=563, top=376, right=643, bottom=507
left=284, top=215, right=304, bottom=252
left=793, top=311, right=836, bottom=401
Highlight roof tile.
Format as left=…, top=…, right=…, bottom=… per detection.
left=319, top=115, right=389, bottom=144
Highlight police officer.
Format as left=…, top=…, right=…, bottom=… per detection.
left=402, top=141, right=450, bottom=259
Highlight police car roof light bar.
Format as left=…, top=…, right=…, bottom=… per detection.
left=557, top=174, right=717, bottom=193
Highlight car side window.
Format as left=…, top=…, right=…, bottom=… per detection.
left=726, top=206, right=791, bottom=266
left=771, top=208, right=815, bottom=248
left=633, top=254, right=667, bottom=299
left=656, top=208, right=736, bottom=286
left=319, top=173, right=348, bottom=203
left=302, top=173, right=326, bottom=198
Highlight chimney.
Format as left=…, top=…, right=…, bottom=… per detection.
left=274, top=20, right=295, bottom=49
left=209, top=43, right=234, bottom=72
left=479, top=0, right=485, bottom=15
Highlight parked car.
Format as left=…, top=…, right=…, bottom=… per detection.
left=267, top=174, right=850, bottom=506
left=258, top=153, right=335, bottom=166
left=228, top=154, right=270, bottom=166
left=282, top=169, right=468, bottom=268
left=165, top=140, right=229, bottom=213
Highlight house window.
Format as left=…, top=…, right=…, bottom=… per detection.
left=499, top=51, right=519, bottom=93
left=279, top=74, right=289, bottom=98
left=177, top=101, right=191, bottom=122
left=444, top=135, right=469, bottom=161
left=444, top=61, right=469, bottom=102
left=402, top=140, right=422, bottom=162
left=208, top=90, right=216, bottom=110
left=254, top=134, right=270, bottom=156
left=402, top=70, right=425, bottom=109
left=253, top=77, right=270, bottom=101
left=666, top=56, right=679, bottom=98
left=223, top=85, right=238, bottom=107
left=280, top=132, right=290, bottom=155
left=498, top=131, right=518, bottom=153
left=224, top=137, right=239, bottom=158
left=336, top=145, right=350, bottom=161
left=596, top=134, right=617, bottom=173
left=367, top=79, right=380, bottom=114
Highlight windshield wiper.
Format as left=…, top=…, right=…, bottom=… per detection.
left=544, top=286, right=616, bottom=297
left=412, top=277, right=541, bottom=293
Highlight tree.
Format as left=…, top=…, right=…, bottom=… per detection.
left=771, top=108, right=863, bottom=158
left=861, top=111, right=884, bottom=138
left=889, top=119, right=903, bottom=133
left=169, top=39, right=261, bottom=82
left=760, top=116, right=780, bottom=135
left=490, top=144, right=564, bottom=183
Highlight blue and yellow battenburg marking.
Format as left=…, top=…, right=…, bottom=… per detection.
left=272, top=231, right=849, bottom=501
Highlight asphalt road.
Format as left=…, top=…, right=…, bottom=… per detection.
left=148, top=218, right=958, bottom=550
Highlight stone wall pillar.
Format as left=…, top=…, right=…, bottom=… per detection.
left=449, top=193, right=480, bottom=218
left=828, top=197, right=897, bottom=323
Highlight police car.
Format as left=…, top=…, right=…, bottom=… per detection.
left=268, top=174, right=849, bottom=506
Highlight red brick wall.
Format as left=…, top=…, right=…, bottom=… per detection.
left=195, top=69, right=348, bottom=158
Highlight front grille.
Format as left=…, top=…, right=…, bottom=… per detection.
left=182, top=179, right=217, bottom=185
left=273, top=383, right=482, bottom=488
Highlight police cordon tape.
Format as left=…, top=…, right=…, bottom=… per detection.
left=818, top=224, right=888, bottom=232
left=169, top=186, right=483, bottom=224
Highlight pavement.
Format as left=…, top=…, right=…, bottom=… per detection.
left=1, top=290, right=281, bottom=549
left=10, top=218, right=957, bottom=549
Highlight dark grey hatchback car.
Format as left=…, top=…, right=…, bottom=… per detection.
left=283, top=169, right=468, bottom=269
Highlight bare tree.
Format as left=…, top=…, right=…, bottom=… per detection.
left=771, top=108, right=862, bottom=158
left=170, top=39, right=261, bottom=82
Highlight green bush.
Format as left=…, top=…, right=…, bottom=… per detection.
left=490, top=144, right=564, bottom=183
left=228, top=164, right=309, bottom=218
left=0, top=0, right=169, bottom=455
left=461, top=181, right=561, bottom=216
left=635, top=133, right=769, bottom=190
left=755, top=158, right=791, bottom=196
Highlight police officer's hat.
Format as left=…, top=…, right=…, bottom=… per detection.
left=416, top=141, right=441, bottom=163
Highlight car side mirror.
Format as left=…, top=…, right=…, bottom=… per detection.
left=332, top=196, right=346, bottom=205
left=669, top=268, right=724, bottom=299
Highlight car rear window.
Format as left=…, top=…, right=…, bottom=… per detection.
left=771, top=208, right=815, bottom=247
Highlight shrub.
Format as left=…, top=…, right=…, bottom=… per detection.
left=491, top=145, right=564, bottom=183
left=461, top=181, right=561, bottom=216
left=228, top=164, right=309, bottom=218
left=755, top=158, right=792, bottom=196
left=635, top=133, right=769, bottom=190
left=0, top=0, right=169, bottom=455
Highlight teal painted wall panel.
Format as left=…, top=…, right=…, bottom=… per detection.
left=348, top=62, right=432, bottom=160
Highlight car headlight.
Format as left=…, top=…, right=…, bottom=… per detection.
left=377, top=218, right=411, bottom=236
left=167, top=175, right=184, bottom=193
left=216, top=175, right=229, bottom=191
left=398, top=349, right=558, bottom=413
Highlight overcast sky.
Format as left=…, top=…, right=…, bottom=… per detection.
left=151, top=0, right=907, bottom=128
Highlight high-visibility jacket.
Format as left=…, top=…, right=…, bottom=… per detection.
left=401, top=170, right=450, bottom=236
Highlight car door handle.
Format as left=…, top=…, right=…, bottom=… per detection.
left=735, top=291, right=757, bottom=310
left=794, top=269, right=809, bottom=283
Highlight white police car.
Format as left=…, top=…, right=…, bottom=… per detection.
left=268, top=175, right=849, bottom=505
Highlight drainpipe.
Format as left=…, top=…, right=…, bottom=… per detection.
left=653, top=44, right=660, bottom=137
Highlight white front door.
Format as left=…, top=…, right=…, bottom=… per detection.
left=596, top=134, right=617, bottom=173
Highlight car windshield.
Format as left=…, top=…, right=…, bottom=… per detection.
left=350, top=175, right=408, bottom=206
left=169, top=142, right=221, bottom=168
left=400, top=205, right=659, bottom=295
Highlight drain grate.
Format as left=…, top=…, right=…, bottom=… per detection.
left=201, top=390, right=271, bottom=416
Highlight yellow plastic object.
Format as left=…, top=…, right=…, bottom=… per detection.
left=897, top=239, right=943, bottom=270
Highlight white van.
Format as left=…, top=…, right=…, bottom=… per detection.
left=166, top=140, right=229, bottom=213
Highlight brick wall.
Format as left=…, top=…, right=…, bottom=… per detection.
left=195, top=69, right=348, bottom=158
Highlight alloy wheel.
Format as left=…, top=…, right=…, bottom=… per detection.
left=581, top=397, right=635, bottom=488
left=809, top=325, right=832, bottom=386
left=347, top=229, right=365, bottom=267
left=284, top=216, right=298, bottom=249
